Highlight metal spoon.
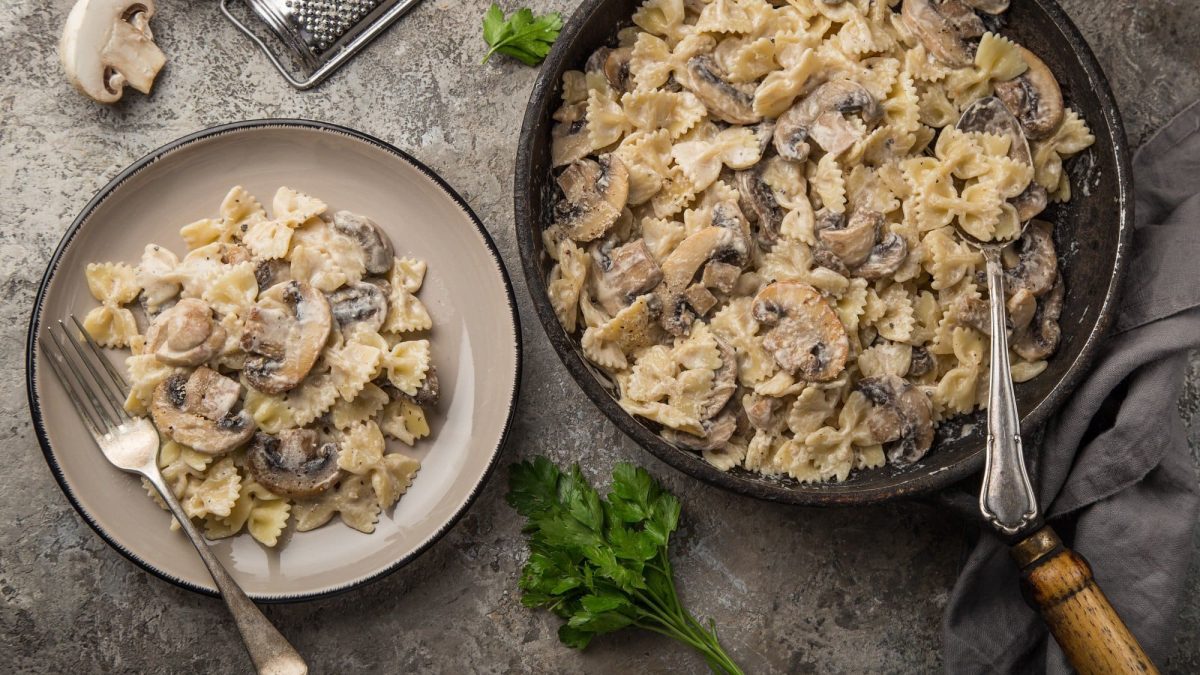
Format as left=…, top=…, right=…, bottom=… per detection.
left=954, top=96, right=1038, bottom=535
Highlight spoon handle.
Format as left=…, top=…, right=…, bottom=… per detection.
left=144, top=469, right=308, bottom=675
left=978, top=249, right=1038, bottom=536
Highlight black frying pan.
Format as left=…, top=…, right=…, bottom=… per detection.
left=513, top=0, right=1132, bottom=505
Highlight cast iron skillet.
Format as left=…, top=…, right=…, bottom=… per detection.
left=515, top=0, right=1132, bottom=505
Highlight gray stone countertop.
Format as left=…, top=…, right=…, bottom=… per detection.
left=2, top=0, right=1198, bottom=672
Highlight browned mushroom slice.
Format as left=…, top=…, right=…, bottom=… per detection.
left=683, top=55, right=762, bottom=125
left=242, top=280, right=333, bottom=394
left=327, top=281, right=389, bottom=334
left=774, top=80, right=882, bottom=162
left=994, top=46, right=1065, bottom=141
left=332, top=211, right=394, bottom=275
left=702, top=261, right=741, bottom=295
left=684, top=284, right=718, bottom=317
left=1005, top=220, right=1058, bottom=297
left=591, top=238, right=663, bottom=314
left=908, top=346, right=935, bottom=378
left=144, top=298, right=226, bottom=367
left=655, top=224, right=749, bottom=335
left=1013, top=279, right=1063, bottom=361
left=246, top=429, right=341, bottom=498
left=817, top=209, right=881, bottom=268
left=150, top=367, right=256, bottom=455
left=604, top=47, right=634, bottom=93
left=751, top=281, right=849, bottom=381
left=554, top=154, right=630, bottom=242
left=254, top=258, right=292, bottom=292
left=901, top=0, right=985, bottom=68
left=856, top=375, right=935, bottom=466
left=954, top=294, right=992, bottom=335
left=551, top=105, right=592, bottom=168
left=736, top=164, right=785, bottom=247
left=743, top=393, right=781, bottom=430
left=702, top=340, right=739, bottom=420
left=855, top=232, right=908, bottom=280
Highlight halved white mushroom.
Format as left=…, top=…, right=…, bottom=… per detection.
left=994, top=46, right=1065, bottom=141
left=1014, top=278, right=1063, bottom=361
left=332, top=211, right=394, bottom=275
left=326, top=281, right=390, bottom=333
left=1005, top=220, right=1058, bottom=297
left=654, top=209, right=750, bottom=335
left=683, top=56, right=762, bottom=125
left=901, top=0, right=986, bottom=68
left=554, top=154, right=630, bottom=242
left=590, top=238, right=664, bottom=314
left=857, top=375, right=935, bottom=466
left=60, top=0, right=166, bottom=104
left=144, top=298, right=226, bottom=366
left=774, top=80, right=883, bottom=162
left=246, top=429, right=341, bottom=498
left=150, top=367, right=256, bottom=455
left=752, top=282, right=849, bottom=381
left=242, top=281, right=333, bottom=394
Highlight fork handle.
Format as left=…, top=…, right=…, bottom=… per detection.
left=145, top=471, right=308, bottom=675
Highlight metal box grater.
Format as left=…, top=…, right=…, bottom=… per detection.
left=221, top=0, right=424, bottom=90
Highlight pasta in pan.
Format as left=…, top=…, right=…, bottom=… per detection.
left=546, top=0, right=1092, bottom=482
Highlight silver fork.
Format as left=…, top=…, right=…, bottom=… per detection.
left=42, top=316, right=308, bottom=675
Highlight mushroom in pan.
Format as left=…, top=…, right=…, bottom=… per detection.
left=326, top=281, right=390, bottom=333
left=242, top=280, right=333, bottom=394
left=666, top=411, right=738, bottom=452
left=143, top=298, right=226, bottom=367
left=245, top=429, right=341, bottom=498
left=654, top=206, right=750, bottom=335
left=59, top=0, right=167, bottom=104
left=683, top=56, right=762, bottom=125
left=961, top=0, right=1009, bottom=13
left=554, top=154, right=630, bottom=242
left=254, top=258, right=292, bottom=293
left=332, top=211, right=394, bottom=275
left=908, top=346, right=935, bottom=378
left=737, top=164, right=786, bottom=247
left=1004, top=220, right=1058, bottom=297
left=856, top=232, right=908, bottom=280
left=957, top=96, right=1048, bottom=222
left=666, top=339, right=740, bottom=449
left=900, top=0, right=986, bottom=68
left=994, top=46, right=1065, bottom=141
left=587, top=46, right=634, bottom=93
left=774, top=80, right=883, bottom=162
left=551, top=103, right=591, bottom=168
left=817, top=209, right=880, bottom=268
left=1013, top=279, right=1063, bottom=361
left=590, top=238, right=664, bottom=315
left=150, top=367, right=256, bottom=455
left=856, top=375, right=935, bottom=466
left=954, top=286, right=1037, bottom=337
left=751, top=281, right=849, bottom=381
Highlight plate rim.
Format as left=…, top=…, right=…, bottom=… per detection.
left=24, top=118, right=524, bottom=602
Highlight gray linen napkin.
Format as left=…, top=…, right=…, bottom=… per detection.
left=941, top=100, right=1200, bottom=674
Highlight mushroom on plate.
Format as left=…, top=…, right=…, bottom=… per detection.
left=994, top=46, right=1065, bottom=141
left=242, top=280, right=333, bottom=394
left=59, top=0, right=166, bottom=104
left=332, top=211, right=394, bottom=275
left=654, top=205, right=750, bottom=335
left=245, top=429, right=341, bottom=498
left=150, top=367, right=256, bottom=455
left=682, top=56, right=762, bottom=125
left=1004, top=220, right=1058, bottom=297
left=752, top=281, right=849, bottom=381
left=144, top=298, right=226, bottom=367
left=326, top=281, right=390, bottom=333
left=554, top=154, right=630, bottom=242
left=901, top=0, right=986, bottom=68
left=857, top=375, right=935, bottom=466
left=774, top=80, right=883, bottom=162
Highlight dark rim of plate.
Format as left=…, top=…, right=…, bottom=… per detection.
left=513, top=0, right=1133, bottom=505
left=25, top=119, right=524, bottom=602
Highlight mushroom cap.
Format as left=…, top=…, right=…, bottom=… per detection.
left=242, top=280, right=333, bottom=394
left=774, top=80, right=882, bottom=162
left=901, top=0, right=985, bottom=68
left=603, top=47, right=634, bottom=93
left=150, top=367, right=256, bottom=455
left=855, top=232, right=908, bottom=281
left=1005, top=220, right=1058, bottom=297
left=254, top=258, right=293, bottom=293
left=1014, top=278, right=1063, bottom=361
left=144, top=298, right=226, bottom=366
left=60, top=0, right=166, bottom=104
left=751, top=282, right=849, bottom=381
left=551, top=104, right=591, bottom=168
left=856, top=375, right=934, bottom=466
left=246, top=429, right=341, bottom=498
left=327, top=281, right=390, bottom=334
left=590, top=238, right=664, bottom=314
left=332, top=211, right=395, bottom=275
left=683, top=56, right=762, bottom=125
left=818, top=209, right=882, bottom=268
left=554, top=155, right=630, bottom=242
left=994, top=46, right=1065, bottom=141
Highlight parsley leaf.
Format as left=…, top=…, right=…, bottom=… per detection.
left=508, top=458, right=744, bottom=674
left=481, top=4, right=563, bottom=66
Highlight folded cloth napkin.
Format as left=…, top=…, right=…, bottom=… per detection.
left=941, top=100, right=1200, bottom=674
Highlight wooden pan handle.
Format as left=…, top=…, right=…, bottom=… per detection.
left=1012, top=526, right=1158, bottom=675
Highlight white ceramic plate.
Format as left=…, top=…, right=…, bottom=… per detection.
left=26, top=120, right=521, bottom=601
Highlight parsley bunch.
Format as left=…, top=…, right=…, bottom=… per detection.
left=481, top=4, right=562, bottom=66
left=507, top=457, right=743, bottom=674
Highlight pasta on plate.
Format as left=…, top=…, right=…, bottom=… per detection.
left=84, top=186, right=440, bottom=546
left=545, top=0, right=1093, bottom=483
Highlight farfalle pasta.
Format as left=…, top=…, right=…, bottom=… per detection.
left=544, top=0, right=1091, bottom=482
left=84, top=186, right=441, bottom=546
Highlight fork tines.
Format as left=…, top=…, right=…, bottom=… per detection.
left=42, top=316, right=133, bottom=438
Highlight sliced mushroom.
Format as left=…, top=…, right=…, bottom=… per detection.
left=1007, top=288, right=1037, bottom=334
left=954, top=295, right=991, bottom=335
left=402, top=366, right=440, bottom=407
left=1011, top=183, right=1049, bottom=223
left=994, top=46, right=1065, bottom=141
left=752, top=282, right=849, bottom=381
left=702, top=261, right=741, bottom=295
left=665, top=411, right=738, bottom=452
left=1005, top=220, right=1058, bottom=297
left=332, top=211, right=394, bottom=275
left=811, top=246, right=850, bottom=276
left=856, top=375, right=935, bottom=466
left=956, top=287, right=1038, bottom=337
left=702, top=340, right=739, bottom=420
left=655, top=224, right=749, bottom=335
left=242, top=281, right=333, bottom=394
left=254, top=258, right=292, bottom=293
left=743, top=393, right=782, bottom=430
left=551, top=104, right=591, bottom=168
left=144, top=298, right=226, bottom=366
left=150, top=367, right=256, bottom=455
left=246, top=429, right=341, bottom=498
left=909, top=346, right=935, bottom=378
left=901, top=0, right=985, bottom=68
left=1014, top=279, right=1063, bottom=361
left=683, top=55, right=762, bottom=125
left=736, top=164, right=785, bottom=247
left=604, top=47, right=634, bottom=93
left=855, top=232, right=908, bottom=280
left=590, top=238, right=663, bottom=314
left=817, top=209, right=881, bottom=268
left=327, top=281, right=390, bottom=333
left=684, top=284, right=719, bottom=317
left=961, top=0, right=1009, bottom=13
left=774, top=80, right=882, bottom=162
left=59, top=0, right=166, bottom=104
left=554, top=154, right=630, bottom=242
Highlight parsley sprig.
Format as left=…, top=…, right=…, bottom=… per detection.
left=481, top=4, right=562, bottom=66
left=507, top=457, right=744, bottom=674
